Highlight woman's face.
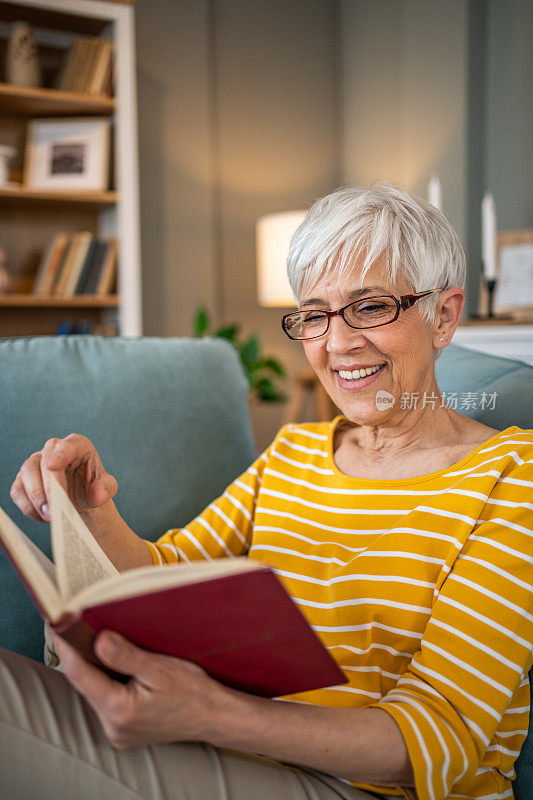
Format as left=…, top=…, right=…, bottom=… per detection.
left=301, top=260, right=439, bottom=426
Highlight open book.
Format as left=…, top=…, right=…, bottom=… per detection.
left=0, top=477, right=346, bottom=696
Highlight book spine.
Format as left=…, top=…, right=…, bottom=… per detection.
left=55, top=233, right=81, bottom=296
left=62, top=232, right=93, bottom=296
left=50, top=236, right=74, bottom=294
left=32, top=235, right=58, bottom=294
left=83, top=240, right=108, bottom=295
left=73, top=238, right=99, bottom=295
left=96, top=237, right=118, bottom=295
left=38, top=233, right=68, bottom=295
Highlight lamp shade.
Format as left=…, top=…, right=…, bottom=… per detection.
left=256, top=210, right=306, bottom=307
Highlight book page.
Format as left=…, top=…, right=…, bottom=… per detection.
left=50, top=477, right=118, bottom=602
left=67, top=556, right=262, bottom=613
left=0, top=506, right=62, bottom=620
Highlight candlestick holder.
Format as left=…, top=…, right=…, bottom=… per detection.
left=469, top=265, right=512, bottom=323
left=486, top=277, right=496, bottom=318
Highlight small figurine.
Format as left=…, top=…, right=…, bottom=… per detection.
left=0, top=145, right=17, bottom=185
left=6, top=21, right=42, bottom=87
left=0, top=246, right=13, bottom=294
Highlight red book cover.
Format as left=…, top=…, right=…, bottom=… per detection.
left=51, top=566, right=347, bottom=696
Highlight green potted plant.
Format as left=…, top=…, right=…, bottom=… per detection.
left=192, top=307, right=286, bottom=402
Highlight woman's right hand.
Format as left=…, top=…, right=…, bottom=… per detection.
left=10, top=433, right=118, bottom=523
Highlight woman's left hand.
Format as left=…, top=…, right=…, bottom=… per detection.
left=52, top=631, right=230, bottom=749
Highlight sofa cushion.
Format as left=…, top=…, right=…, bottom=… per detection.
left=435, top=343, right=533, bottom=429
left=0, top=335, right=256, bottom=661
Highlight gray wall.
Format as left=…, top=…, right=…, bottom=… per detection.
left=486, top=0, right=533, bottom=230
left=339, top=0, right=470, bottom=294
left=135, top=0, right=339, bottom=449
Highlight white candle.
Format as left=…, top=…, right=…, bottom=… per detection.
left=427, top=174, right=442, bottom=211
left=481, top=192, right=497, bottom=280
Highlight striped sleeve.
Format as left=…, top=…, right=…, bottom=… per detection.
left=371, top=462, right=533, bottom=800
left=145, top=448, right=269, bottom=565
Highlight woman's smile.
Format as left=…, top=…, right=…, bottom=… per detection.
left=334, top=362, right=386, bottom=391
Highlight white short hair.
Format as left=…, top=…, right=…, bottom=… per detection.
left=287, top=182, right=466, bottom=323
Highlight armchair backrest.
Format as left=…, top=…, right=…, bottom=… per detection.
left=0, top=335, right=255, bottom=661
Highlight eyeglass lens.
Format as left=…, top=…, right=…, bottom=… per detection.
left=285, top=296, right=399, bottom=339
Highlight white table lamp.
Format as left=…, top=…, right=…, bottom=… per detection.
left=256, top=210, right=306, bottom=307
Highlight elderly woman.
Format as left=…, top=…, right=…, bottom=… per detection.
left=3, top=183, right=532, bottom=800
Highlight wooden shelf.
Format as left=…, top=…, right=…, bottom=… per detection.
left=0, top=83, right=115, bottom=117
left=0, top=294, right=119, bottom=308
left=0, top=2, right=108, bottom=35
left=0, top=185, right=118, bottom=208
left=0, top=0, right=140, bottom=337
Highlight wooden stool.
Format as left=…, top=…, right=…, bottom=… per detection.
left=283, top=368, right=338, bottom=424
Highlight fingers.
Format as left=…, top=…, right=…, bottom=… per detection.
left=53, top=632, right=125, bottom=705
left=94, top=631, right=160, bottom=686
left=10, top=434, right=117, bottom=521
left=41, top=434, right=117, bottom=509
left=9, top=462, right=46, bottom=521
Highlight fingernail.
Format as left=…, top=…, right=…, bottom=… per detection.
left=102, top=632, right=121, bottom=656
left=41, top=503, right=49, bottom=520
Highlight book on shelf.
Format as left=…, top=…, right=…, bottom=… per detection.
left=50, top=236, right=76, bottom=294
left=85, top=237, right=117, bottom=295
left=32, top=234, right=118, bottom=297
left=72, top=237, right=99, bottom=294
left=96, top=237, right=118, bottom=295
left=0, top=477, right=346, bottom=696
left=32, top=232, right=69, bottom=295
left=57, top=37, right=114, bottom=97
left=61, top=232, right=93, bottom=296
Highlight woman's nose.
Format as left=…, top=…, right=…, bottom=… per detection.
left=325, top=314, right=368, bottom=352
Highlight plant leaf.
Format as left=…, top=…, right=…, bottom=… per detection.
left=193, top=306, right=210, bottom=338
left=254, top=377, right=285, bottom=402
left=261, top=356, right=285, bottom=377
left=215, top=324, right=239, bottom=342
left=239, top=335, right=261, bottom=369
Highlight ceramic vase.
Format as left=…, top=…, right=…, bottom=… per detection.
left=6, top=21, right=42, bottom=87
left=0, top=145, right=17, bottom=185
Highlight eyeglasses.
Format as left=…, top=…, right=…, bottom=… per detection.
left=281, top=289, right=443, bottom=341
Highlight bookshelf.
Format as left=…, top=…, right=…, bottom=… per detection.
left=0, top=0, right=141, bottom=337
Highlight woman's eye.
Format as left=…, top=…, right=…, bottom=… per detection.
left=303, top=313, right=325, bottom=324
left=357, top=303, right=387, bottom=313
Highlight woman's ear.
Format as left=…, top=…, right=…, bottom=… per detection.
left=433, top=287, right=465, bottom=348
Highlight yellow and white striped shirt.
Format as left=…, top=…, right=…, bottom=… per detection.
left=148, top=419, right=533, bottom=800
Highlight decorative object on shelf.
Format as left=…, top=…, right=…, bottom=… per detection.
left=481, top=191, right=498, bottom=318
left=24, top=117, right=110, bottom=191
left=192, top=306, right=286, bottom=402
left=6, top=21, right=42, bottom=88
left=256, top=210, right=306, bottom=306
left=0, top=145, right=17, bottom=185
left=427, top=174, right=442, bottom=211
left=56, top=318, right=93, bottom=335
left=495, top=230, right=533, bottom=318
left=0, top=245, right=13, bottom=294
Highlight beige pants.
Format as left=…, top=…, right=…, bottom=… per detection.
left=0, top=647, right=397, bottom=800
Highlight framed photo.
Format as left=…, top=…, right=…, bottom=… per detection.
left=495, top=230, right=533, bottom=313
left=477, top=229, right=533, bottom=320
left=24, top=117, right=110, bottom=191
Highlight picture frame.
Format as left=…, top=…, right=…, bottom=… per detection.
left=477, top=229, right=533, bottom=320
left=24, top=117, right=110, bottom=192
left=495, top=230, right=533, bottom=316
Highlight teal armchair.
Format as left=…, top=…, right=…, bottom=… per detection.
left=0, top=335, right=531, bottom=799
